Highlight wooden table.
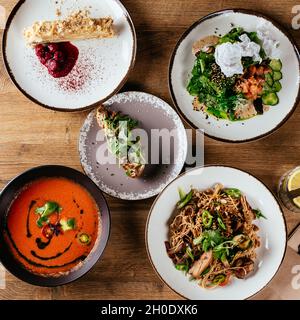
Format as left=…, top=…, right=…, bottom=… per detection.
left=0, top=0, right=299, bottom=300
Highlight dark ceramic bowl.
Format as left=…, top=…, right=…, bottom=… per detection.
left=0, top=165, right=111, bottom=286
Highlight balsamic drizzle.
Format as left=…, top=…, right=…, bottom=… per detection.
left=26, top=200, right=37, bottom=238
left=31, top=243, right=72, bottom=261
left=36, top=237, right=52, bottom=250
left=5, top=226, right=86, bottom=269
left=73, top=198, right=84, bottom=215
left=5, top=196, right=93, bottom=271
left=73, top=198, right=80, bottom=209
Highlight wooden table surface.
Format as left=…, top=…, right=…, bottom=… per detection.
left=0, top=0, right=300, bottom=300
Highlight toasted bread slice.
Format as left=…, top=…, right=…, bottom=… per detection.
left=192, top=35, right=219, bottom=55
left=96, top=106, right=145, bottom=179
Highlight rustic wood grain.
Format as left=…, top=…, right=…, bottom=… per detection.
left=0, top=0, right=300, bottom=300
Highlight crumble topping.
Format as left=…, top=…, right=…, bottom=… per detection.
left=24, top=10, right=115, bottom=45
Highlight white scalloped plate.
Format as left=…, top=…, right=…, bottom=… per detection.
left=79, top=91, right=188, bottom=200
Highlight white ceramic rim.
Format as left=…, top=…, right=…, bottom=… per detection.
left=78, top=91, right=188, bottom=200
left=146, top=165, right=287, bottom=300
left=2, top=0, right=137, bottom=112
left=168, top=8, right=300, bottom=143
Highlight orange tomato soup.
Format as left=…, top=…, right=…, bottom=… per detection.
left=4, top=177, right=100, bottom=275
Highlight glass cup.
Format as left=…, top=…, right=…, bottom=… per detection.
left=278, top=166, right=300, bottom=213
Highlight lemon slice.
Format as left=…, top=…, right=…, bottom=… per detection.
left=288, top=169, right=300, bottom=208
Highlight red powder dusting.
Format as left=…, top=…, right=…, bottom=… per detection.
left=57, top=56, right=95, bottom=92
left=29, top=45, right=102, bottom=95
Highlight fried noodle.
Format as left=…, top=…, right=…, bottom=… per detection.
left=165, top=184, right=261, bottom=289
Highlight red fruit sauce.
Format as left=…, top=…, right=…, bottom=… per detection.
left=35, top=42, right=79, bottom=78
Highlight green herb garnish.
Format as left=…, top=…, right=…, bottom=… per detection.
left=217, top=216, right=226, bottom=230
left=194, top=230, right=224, bottom=252
left=202, top=210, right=213, bottom=228
left=103, top=112, right=144, bottom=167
left=223, top=188, right=242, bottom=198
left=186, top=246, right=194, bottom=261
left=175, top=263, right=189, bottom=273
left=213, top=240, right=235, bottom=259
left=178, top=187, right=186, bottom=201
left=253, top=209, right=267, bottom=219
left=218, top=27, right=244, bottom=44
left=35, top=201, right=62, bottom=227
left=177, top=189, right=193, bottom=209
left=60, top=218, right=76, bottom=232
left=212, top=274, right=227, bottom=285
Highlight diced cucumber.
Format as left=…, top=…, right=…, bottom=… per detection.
left=262, top=92, right=279, bottom=106
left=273, top=81, right=282, bottom=92
left=273, top=71, right=282, bottom=81
left=265, top=73, right=273, bottom=86
left=270, top=59, right=282, bottom=71
left=263, top=82, right=272, bottom=92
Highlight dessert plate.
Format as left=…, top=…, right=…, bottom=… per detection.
left=146, top=165, right=287, bottom=300
left=169, top=9, right=300, bottom=142
left=79, top=91, right=188, bottom=200
left=2, top=0, right=136, bottom=111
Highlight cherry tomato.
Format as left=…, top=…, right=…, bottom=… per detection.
left=42, top=225, right=54, bottom=239
left=48, top=212, right=59, bottom=225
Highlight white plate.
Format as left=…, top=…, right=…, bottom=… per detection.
left=169, top=9, right=300, bottom=142
left=3, top=0, right=136, bottom=111
left=146, top=165, right=287, bottom=300
left=79, top=91, right=188, bottom=200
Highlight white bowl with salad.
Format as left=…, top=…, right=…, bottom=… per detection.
left=169, top=9, right=300, bottom=142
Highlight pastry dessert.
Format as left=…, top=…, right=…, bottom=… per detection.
left=96, top=105, right=145, bottom=179
left=24, top=10, right=115, bottom=45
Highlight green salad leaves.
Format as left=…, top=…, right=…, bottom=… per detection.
left=187, top=27, right=282, bottom=121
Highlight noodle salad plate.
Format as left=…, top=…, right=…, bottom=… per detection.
left=169, top=9, right=300, bottom=142
left=146, top=166, right=287, bottom=300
